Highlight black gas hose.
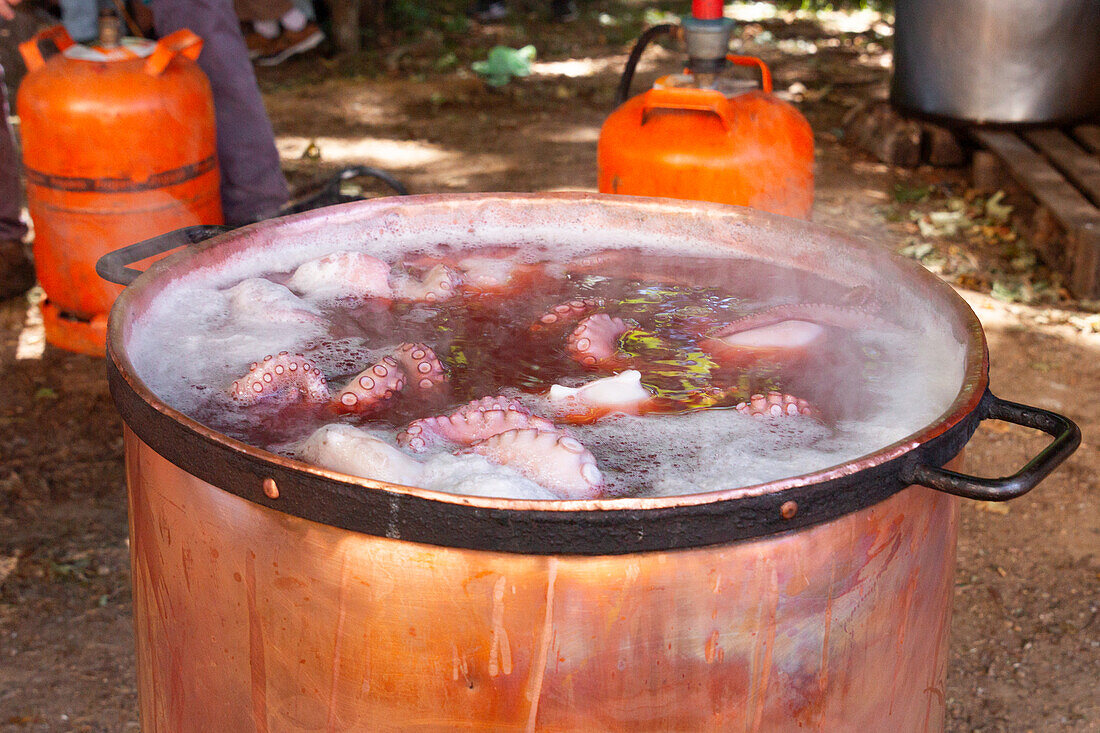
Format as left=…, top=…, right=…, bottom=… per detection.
left=614, top=23, right=678, bottom=109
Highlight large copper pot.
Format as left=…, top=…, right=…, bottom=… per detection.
left=102, top=194, right=1079, bottom=731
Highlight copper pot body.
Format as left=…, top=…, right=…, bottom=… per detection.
left=128, top=431, right=958, bottom=731
left=110, top=194, right=986, bottom=731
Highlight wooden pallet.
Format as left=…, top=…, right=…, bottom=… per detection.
left=972, top=125, right=1100, bottom=298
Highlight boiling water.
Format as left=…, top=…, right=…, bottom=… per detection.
left=128, top=243, right=967, bottom=500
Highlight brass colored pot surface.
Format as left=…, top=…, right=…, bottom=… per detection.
left=128, top=430, right=959, bottom=731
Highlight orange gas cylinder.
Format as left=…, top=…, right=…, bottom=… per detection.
left=598, top=57, right=814, bottom=219
left=17, top=26, right=222, bottom=356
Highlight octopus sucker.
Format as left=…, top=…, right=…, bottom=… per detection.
left=566, top=314, right=630, bottom=369
left=545, top=370, right=657, bottom=423
left=393, top=342, right=448, bottom=389
left=333, top=355, right=406, bottom=414
left=397, top=395, right=556, bottom=451
left=465, top=428, right=604, bottom=499
left=286, top=251, right=393, bottom=300
left=529, top=298, right=600, bottom=333
left=228, top=352, right=330, bottom=406
left=735, top=392, right=816, bottom=419
left=392, top=263, right=463, bottom=303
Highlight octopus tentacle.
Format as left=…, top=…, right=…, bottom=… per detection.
left=287, top=251, right=393, bottom=300
left=465, top=428, right=604, bottom=499
left=454, top=395, right=530, bottom=416
left=229, top=352, right=329, bottom=406
left=708, top=304, right=903, bottom=338
left=529, top=298, right=600, bottom=333
left=567, top=313, right=629, bottom=369
left=545, top=370, right=656, bottom=424
left=333, top=354, right=406, bottom=414
left=392, top=264, right=462, bottom=303
left=735, top=392, right=816, bottom=419
left=393, top=342, right=448, bottom=390
left=398, top=406, right=556, bottom=452
left=699, top=319, right=827, bottom=367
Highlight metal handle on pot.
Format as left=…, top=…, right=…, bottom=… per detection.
left=95, top=224, right=232, bottom=286
left=903, top=392, right=1080, bottom=501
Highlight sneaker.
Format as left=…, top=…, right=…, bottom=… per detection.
left=243, top=30, right=278, bottom=60
left=471, top=1, right=509, bottom=23
left=256, top=23, right=325, bottom=67
left=0, top=239, right=35, bottom=301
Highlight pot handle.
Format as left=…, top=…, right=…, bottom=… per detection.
left=96, top=225, right=232, bottom=286
left=903, top=392, right=1080, bottom=501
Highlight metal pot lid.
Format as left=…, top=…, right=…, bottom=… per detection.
left=105, top=194, right=1078, bottom=555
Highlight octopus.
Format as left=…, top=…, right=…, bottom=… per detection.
left=735, top=392, right=816, bottom=419
left=227, top=342, right=448, bottom=415
left=699, top=303, right=902, bottom=367
left=391, top=263, right=462, bottom=303
left=286, top=251, right=392, bottom=301
left=298, top=424, right=426, bottom=486
left=223, top=248, right=911, bottom=500
left=566, top=314, right=631, bottom=369
left=228, top=352, right=329, bottom=406
left=544, top=370, right=657, bottom=423
left=464, top=429, right=604, bottom=500
left=224, top=278, right=324, bottom=326
left=397, top=395, right=556, bottom=452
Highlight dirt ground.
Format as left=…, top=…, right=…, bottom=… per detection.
left=1, top=4, right=1097, bottom=731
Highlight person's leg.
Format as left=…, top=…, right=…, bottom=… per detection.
left=58, top=0, right=100, bottom=42
left=0, top=62, right=35, bottom=299
left=154, top=0, right=289, bottom=226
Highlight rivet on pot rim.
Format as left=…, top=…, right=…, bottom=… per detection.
left=780, top=500, right=798, bottom=520
left=262, top=478, right=280, bottom=500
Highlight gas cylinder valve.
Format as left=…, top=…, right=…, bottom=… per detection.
left=682, top=0, right=736, bottom=79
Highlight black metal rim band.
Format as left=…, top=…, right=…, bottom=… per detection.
left=26, top=155, right=217, bottom=193
left=108, top=356, right=984, bottom=556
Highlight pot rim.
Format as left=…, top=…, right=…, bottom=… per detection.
left=107, top=193, right=989, bottom=553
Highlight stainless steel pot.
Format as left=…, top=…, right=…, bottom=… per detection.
left=100, top=194, right=1079, bottom=731
left=891, top=0, right=1100, bottom=124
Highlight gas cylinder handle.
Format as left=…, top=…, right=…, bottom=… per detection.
left=144, top=29, right=204, bottom=76
left=726, top=55, right=772, bottom=94
left=96, top=225, right=231, bottom=286
left=18, top=25, right=76, bottom=72
left=901, top=391, right=1080, bottom=501
left=641, top=87, right=734, bottom=130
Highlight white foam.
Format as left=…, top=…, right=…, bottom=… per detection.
left=420, top=453, right=559, bottom=500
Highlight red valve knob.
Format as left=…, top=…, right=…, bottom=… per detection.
left=692, top=0, right=724, bottom=20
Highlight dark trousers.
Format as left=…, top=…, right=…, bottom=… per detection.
left=0, top=63, right=27, bottom=242
left=153, top=0, right=289, bottom=225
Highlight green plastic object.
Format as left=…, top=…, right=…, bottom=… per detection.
left=472, top=45, right=536, bottom=86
